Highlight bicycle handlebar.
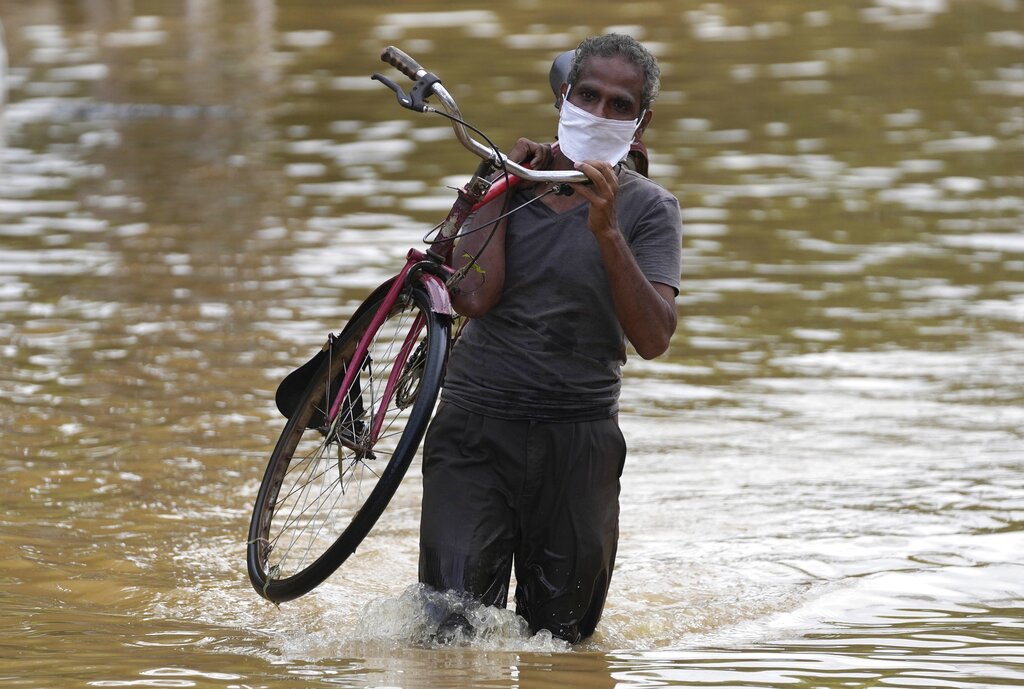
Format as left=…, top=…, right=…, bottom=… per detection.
left=380, top=46, right=425, bottom=80
left=377, top=46, right=589, bottom=186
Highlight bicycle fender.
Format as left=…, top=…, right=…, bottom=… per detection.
left=416, top=272, right=454, bottom=317
left=345, top=277, right=398, bottom=332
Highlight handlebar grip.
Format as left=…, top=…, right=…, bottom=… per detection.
left=381, top=46, right=423, bottom=80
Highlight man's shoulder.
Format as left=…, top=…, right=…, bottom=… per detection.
left=618, top=167, right=678, bottom=205
left=617, top=168, right=680, bottom=230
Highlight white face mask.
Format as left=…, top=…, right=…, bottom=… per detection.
left=557, top=90, right=644, bottom=165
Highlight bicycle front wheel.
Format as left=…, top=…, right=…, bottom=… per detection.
left=247, top=281, right=450, bottom=602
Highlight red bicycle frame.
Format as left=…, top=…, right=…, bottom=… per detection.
left=324, top=249, right=452, bottom=446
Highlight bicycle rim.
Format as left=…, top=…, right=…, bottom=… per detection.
left=247, top=283, right=449, bottom=602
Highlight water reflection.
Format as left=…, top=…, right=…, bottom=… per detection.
left=1, top=0, right=1023, bottom=687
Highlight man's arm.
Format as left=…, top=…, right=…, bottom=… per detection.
left=449, top=139, right=552, bottom=318
left=449, top=196, right=507, bottom=318
left=572, top=160, right=678, bottom=359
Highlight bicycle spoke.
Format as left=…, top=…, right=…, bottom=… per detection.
left=274, top=430, right=332, bottom=507
left=274, top=434, right=333, bottom=507
left=273, top=453, right=337, bottom=555
left=291, top=473, right=348, bottom=572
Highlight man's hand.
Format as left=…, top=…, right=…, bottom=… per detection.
left=507, top=138, right=553, bottom=169
left=571, top=160, right=620, bottom=238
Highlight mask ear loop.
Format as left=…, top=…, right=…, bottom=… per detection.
left=632, top=110, right=647, bottom=143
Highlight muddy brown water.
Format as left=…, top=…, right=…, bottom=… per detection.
left=1, top=1, right=1022, bottom=687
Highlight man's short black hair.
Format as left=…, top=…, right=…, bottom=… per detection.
left=567, top=34, right=661, bottom=111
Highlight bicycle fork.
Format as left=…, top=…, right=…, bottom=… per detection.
left=326, top=250, right=452, bottom=456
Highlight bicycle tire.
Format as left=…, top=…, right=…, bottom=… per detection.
left=247, top=280, right=450, bottom=602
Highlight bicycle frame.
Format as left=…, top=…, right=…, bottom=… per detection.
left=324, top=249, right=452, bottom=447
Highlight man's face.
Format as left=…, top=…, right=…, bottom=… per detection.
left=564, top=55, right=645, bottom=122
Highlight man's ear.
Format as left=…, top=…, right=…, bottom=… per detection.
left=556, top=82, right=569, bottom=109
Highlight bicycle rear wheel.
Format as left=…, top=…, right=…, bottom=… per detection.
left=247, top=281, right=450, bottom=602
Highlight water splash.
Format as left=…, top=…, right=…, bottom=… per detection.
left=258, top=584, right=570, bottom=663
left=351, top=585, right=570, bottom=652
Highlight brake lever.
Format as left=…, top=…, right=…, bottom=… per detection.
left=371, top=72, right=442, bottom=113
left=371, top=73, right=416, bottom=110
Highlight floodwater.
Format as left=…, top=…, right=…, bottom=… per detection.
left=1, top=0, right=1022, bottom=687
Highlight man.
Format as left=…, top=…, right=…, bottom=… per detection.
left=418, top=34, right=682, bottom=643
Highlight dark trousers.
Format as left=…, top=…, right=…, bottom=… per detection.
left=418, top=403, right=626, bottom=643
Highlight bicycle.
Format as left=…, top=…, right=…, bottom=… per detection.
left=246, top=46, right=588, bottom=603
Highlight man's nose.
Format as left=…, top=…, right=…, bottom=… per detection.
left=590, top=98, right=616, bottom=120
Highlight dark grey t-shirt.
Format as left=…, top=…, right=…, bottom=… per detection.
left=441, top=167, right=682, bottom=421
